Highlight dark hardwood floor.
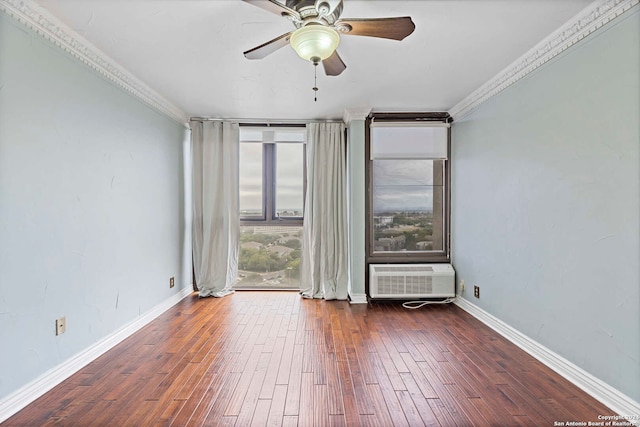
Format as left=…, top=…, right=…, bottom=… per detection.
left=3, top=291, right=612, bottom=426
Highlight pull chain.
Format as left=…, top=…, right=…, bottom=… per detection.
left=311, top=56, right=319, bottom=102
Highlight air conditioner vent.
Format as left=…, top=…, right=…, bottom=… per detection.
left=375, top=266, right=433, bottom=273
left=369, top=264, right=454, bottom=299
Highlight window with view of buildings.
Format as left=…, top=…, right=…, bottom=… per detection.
left=366, top=115, right=451, bottom=264
left=237, top=126, right=306, bottom=289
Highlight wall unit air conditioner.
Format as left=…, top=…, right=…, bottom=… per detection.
left=369, top=264, right=455, bottom=299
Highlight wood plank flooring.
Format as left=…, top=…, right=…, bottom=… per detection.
left=3, top=291, right=613, bottom=426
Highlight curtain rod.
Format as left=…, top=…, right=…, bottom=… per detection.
left=189, top=117, right=345, bottom=125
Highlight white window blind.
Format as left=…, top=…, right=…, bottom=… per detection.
left=239, top=127, right=306, bottom=143
left=371, top=123, right=449, bottom=160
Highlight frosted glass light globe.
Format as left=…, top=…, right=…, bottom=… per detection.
left=290, top=25, right=340, bottom=62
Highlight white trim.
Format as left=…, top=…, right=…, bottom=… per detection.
left=349, top=293, right=368, bottom=304
left=343, top=107, right=372, bottom=125
left=454, top=297, right=640, bottom=421
left=0, top=287, right=194, bottom=423
left=449, top=0, right=640, bottom=120
left=0, top=0, right=189, bottom=126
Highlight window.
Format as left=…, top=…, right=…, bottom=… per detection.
left=366, top=114, right=451, bottom=264
left=237, top=126, right=306, bottom=289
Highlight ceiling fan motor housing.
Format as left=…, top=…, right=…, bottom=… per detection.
left=286, top=0, right=344, bottom=26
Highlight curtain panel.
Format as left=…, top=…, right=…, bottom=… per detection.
left=300, top=122, right=350, bottom=300
left=191, top=120, right=239, bottom=298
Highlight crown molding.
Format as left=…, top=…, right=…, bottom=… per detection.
left=343, top=107, right=372, bottom=125
left=449, top=0, right=639, bottom=120
left=0, top=0, right=189, bottom=125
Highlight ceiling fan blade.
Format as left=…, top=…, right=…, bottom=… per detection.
left=242, top=0, right=301, bottom=20
left=244, top=32, right=293, bottom=60
left=322, top=51, right=346, bottom=76
left=335, top=17, right=415, bottom=41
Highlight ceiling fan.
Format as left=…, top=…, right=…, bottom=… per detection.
left=242, top=0, right=415, bottom=76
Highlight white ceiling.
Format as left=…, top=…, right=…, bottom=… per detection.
left=34, top=0, right=593, bottom=120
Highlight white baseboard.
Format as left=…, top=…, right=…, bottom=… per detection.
left=349, top=293, right=368, bottom=304
left=0, top=286, right=194, bottom=423
left=454, top=297, right=640, bottom=421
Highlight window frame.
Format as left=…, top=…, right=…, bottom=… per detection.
left=365, top=112, right=452, bottom=265
left=239, top=124, right=307, bottom=227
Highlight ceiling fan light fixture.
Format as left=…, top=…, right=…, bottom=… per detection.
left=290, top=24, right=340, bottom=62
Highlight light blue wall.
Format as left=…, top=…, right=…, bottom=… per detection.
left=0, top=14, right=189, bottom=399
left=347, top=119, right=366, bottom=300
left=451, top=7, right=639, bottom=402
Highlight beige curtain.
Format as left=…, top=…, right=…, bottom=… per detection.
left=300, top=122, right=349, bottom=300
left=191, top=120, right=239, bottom=298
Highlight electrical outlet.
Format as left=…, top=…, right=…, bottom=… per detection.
left=55, top=316, right=66, bottom=335
left=473, top=285, right=480, bottom=299
left=460, top=280, right=465, bottom=294
left=169, top=277, right=175, bottom=288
